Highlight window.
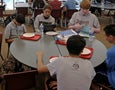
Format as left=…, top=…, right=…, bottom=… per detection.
left=4, top=0, right=26, bottom=10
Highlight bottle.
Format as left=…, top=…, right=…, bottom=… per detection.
left=89, top=31, right=95, bottom=42
left=39, top=23, right=44, bottom=36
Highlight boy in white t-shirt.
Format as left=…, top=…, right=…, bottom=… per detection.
left=37, top=35, right=96, bottom=90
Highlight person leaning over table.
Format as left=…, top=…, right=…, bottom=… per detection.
left=4, top=14, right=26, bottom=44
left=37, top=35, right=96, bottom=90
left=34, top=5, right=55, bottom=32
left=68, top=0, right=100, bottom=34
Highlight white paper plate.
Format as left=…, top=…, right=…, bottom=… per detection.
left=46, top=31, right=58, bottom=36
left=49, top=57, right=58, bottom=63
left=81, top=48, right=91, bottom=55
left=23, top=33, right=35, bottom=37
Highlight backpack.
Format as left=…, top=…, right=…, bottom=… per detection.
left=4, top=13, right=17, bottom=27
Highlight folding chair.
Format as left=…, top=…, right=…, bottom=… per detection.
left=64, top=9, right=78, bottom=27
left=91, top=73, right=112, bottom=90
left=1, top=70, right=38, bottom=90
left=51, top=9, right=62, bottom=26
left=0, top=32, right=4, bottom=60
left=0, top=8, right=4, bottom=25
left=34, top=8, right=43, bottom=19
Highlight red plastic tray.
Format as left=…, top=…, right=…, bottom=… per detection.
left=20, top=34, right=41, bottom=41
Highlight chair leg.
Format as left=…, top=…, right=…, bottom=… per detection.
left=7, top=43, right=10, bottom=58
left=0, top=54, right=4, bottom=60
left=7, top=48, right=9, bottom=58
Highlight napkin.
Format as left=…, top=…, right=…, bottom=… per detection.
left=20, top=34, right=41, bottom=41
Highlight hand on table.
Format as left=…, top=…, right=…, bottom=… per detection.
left=74, top=23, right=82, bottom=30
left=68, top=23, right=82, bottom=30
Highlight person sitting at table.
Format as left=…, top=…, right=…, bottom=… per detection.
left=4, top=14, right=28, bottom=72
left=103, top=24, right=115, bottom=89
left=37, top=35, right=96, bottom=90
left=98, top=24, right=115, bottom=89
left=68, top=0, right=100, bottom=34
left=34, top=5, right=55, bottom=32
left=92, top=24, right=115, bottom=90
left=5, top=14, right=26, bottom=44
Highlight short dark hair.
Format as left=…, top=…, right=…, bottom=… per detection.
left=43, top=5, right=52, bottom=11
left=15, top=14, right=25, bottom=24
left=104, top=24, right=115, bottom=36
left=66, top=35, right=86, bottom=55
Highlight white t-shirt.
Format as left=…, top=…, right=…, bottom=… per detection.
left=47, top=57, right=96, bottom=90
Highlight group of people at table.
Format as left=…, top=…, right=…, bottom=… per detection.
left=4, top=0, right=115, bottom=90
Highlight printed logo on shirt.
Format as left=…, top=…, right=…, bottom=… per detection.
left=72, top=63, right=79, bottom=70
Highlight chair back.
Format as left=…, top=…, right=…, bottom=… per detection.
left=0, top=8, right=4, bottom=18
left=34, top=9, right=43, bottom=19
left=51, top=9, right=61, bottom=19
left=16, top=7, right=28, bottom=16
left=66, top=9, right=78, bottom=19
left=2, top=70, right=38, bottom=90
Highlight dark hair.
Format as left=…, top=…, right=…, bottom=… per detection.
left=15, top=14, right=25, bottom=24
left=66, top=35, right=86, bottom=55
left=104, top=24, right=115, bottom=36
left=43, top=5, right=52, bottom=11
